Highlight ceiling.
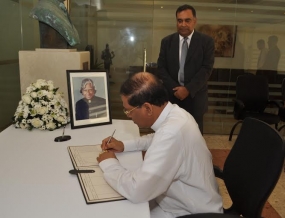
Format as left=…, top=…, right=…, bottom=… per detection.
left=72, top=0, right=285, bottom=25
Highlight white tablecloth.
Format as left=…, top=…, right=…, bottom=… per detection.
left=0, top=119, right=150, bottom=218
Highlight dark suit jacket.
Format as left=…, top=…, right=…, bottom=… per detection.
left=75, top=96, right=106, bottom=120
left=157, top=31, right=214, bottom=116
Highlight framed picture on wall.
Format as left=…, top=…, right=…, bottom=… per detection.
left=196, top=24, right=237, bottom=58
left=66, top=70, right=112, bottom=129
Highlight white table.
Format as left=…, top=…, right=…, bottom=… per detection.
left=0, top=119, right=150, bottom=218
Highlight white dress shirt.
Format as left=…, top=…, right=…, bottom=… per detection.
left=99, top=102, right=223, bottom=217
left=179, top=30, right=194, bottom=62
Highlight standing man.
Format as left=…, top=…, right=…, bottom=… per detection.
left=97, top=72, right=222, bottom=218
left=263, top=35, right=280, bottom=75
left=256, top=39, right=268, bottom=72
left=157, top=4, right=215, bottom=134
left=101, top=44, right=115, bottom=78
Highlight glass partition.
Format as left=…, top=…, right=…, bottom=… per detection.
left=1, top=0, right=284, bottom=134
left=0, top=0, right=22, bottom=130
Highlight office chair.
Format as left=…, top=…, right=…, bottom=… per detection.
left=229, top=74, right=280, bottom=141
left=278, top=78, right=285, bottom=131
left=178, top=117, right=285, bottom=218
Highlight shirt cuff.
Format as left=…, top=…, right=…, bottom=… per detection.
left=122, top=139, right=137, bottom=152
left=99, top=158, right=120, bottom=172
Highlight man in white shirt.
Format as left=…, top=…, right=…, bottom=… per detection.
left=97, top=72, right=223, bottom=218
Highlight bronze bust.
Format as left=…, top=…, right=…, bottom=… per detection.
left=30, top=0, right=80, bottom=48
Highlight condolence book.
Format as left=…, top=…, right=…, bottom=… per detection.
left=68, top=145, right=125, bottom=204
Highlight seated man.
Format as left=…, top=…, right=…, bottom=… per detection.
left=97, top=72, right=222, bottom=218
left=75, top=78, right=106, bottom=120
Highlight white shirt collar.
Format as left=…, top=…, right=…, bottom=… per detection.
left=151, top=102, right=173, bottom=131
left=179, top=29, right=194, bottom=41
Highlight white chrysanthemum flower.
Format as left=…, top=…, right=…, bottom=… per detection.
left=35, top=79, right=47, bottom=88
left=30, top=108, right=37, bottom=116
left=30, top=92, right=37, bottom=98
left=33, top=103, right=41, bottom=109
left=13, top=79, right=69, bottom=131
left=40, top=100, right=47, bottom=105
left=26, top=86, right=33, bottom=93
left=23, top=112, right=29, bottom=119
left=42, top=114, right=48, bottom=120
left=42, top=90, right=48, bottom=96
left=53, top=109, right=59, bottom=114
left=16, top=106, right=23, bottom=113
left=46, top=122, right=56, bottom=130
left=56, top=116, right=65, bottom=122
left=48, top=83, right=54, bottom=91
left=36, top=107, right=47, bottom=115
left=23, top=105, right=29, bottom=113
left=20, top=123, right=27, bottom=129
left=47, top=80, right=53, bottom=86
left=37, top=90, right=43, bottom=98
left=47, top=91, right=53, bottom=99
left=31, top=118, right=43, bottom=128
left=22, top=94, right=32, bottom=104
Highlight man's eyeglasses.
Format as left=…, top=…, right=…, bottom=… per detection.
left=123, top=106, right=139, bottom=116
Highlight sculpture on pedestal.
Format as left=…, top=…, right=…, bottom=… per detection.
left=101, top=44, right=115, bottom=78
left=30, top=0, right=80, bottom=48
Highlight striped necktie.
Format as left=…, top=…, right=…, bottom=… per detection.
left=178, top=37, right=188, bottom=85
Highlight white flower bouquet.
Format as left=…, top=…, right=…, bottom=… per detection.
left=13, top=79, right=70, bottom=131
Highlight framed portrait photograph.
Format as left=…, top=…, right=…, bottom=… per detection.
left=66, top=70, right=112, bottom=129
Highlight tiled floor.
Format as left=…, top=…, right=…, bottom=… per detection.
left=204, top=134, right=285, bottom=217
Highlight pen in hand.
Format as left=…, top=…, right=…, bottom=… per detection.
left=101, top=129, right=116, bottom=153
left=107, top=129, right=116, bottom=144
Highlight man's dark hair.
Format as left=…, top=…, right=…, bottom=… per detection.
left=120, top=72, right=169, bottom=107
left=176, top=4, right=196, bottom=17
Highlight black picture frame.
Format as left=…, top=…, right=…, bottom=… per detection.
left=66, top=70, right=112, bottom=129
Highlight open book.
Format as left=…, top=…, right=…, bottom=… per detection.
left=68, top=145, right=125, bottom=204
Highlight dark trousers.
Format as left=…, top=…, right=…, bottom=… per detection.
left=170, top=92, right=206, bottom=135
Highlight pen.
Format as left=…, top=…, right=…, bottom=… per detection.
left=69, top=169, right=95, bottom=175
left=107, top=129, right=116, bottom=144
left=61, top=125, right=66, bottom=138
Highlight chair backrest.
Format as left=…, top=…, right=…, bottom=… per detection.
left=223, top=117, right=285, bottom=218
left=236, top=74, right=269, bottom=112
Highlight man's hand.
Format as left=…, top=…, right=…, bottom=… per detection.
left=173, top=86, right=189, bottom=100
left=101, top=137, right=124, bottom=153
left=97, top=151, right=117, bottom=163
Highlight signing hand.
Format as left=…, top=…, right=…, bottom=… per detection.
left=97, top=151, right=117, bottom=163
left=101, top=137, right=124, bottom=153
left=173, top=86, right=189, bottom=100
